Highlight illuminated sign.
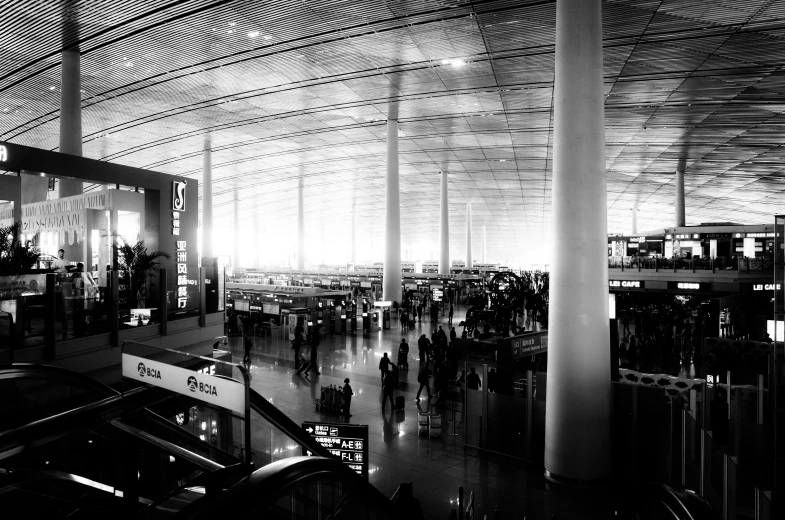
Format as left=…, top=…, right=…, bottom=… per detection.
left=627, top=237, right=647, bottom=243
left=172, top=180, right=186, bottom=211
left=677, top=282, right=700, bottom=290
left=0, top=145, right=7, bottom=162
left=609, top=280, right=643, bottom=289
left=753, top=283, right=782, bottom=291
left=508, top=331, right=548, bottom=358
left=673, top=234, right=699, bottom=240
left=746, top=232, right=776, bottom=238
left=302, top=422, right=369, bottom=479
left=176, top=240, right=190, bottom=308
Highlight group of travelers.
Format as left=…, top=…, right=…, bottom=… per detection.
left=619, top=305, right=709, bottom=374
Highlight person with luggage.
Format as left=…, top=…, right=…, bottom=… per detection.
left=379, top=352, right=392, bottom=383
left=382, top=368, right=397, bottom=410
left=342, top=378, right=353, bottom=417
left=292, top=323, right=304, bottom=369
left=416, top=363, right=432, bottom=401
left=398, top=338, right=409, bottom=370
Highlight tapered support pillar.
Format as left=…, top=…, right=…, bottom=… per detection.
left=631, top=204, right=638, bottom=235
left=202, top=141, right=213, bottom=258
left=465, top=202, right=473, bottom=269
left=382, top=119, right=402, bottom=304
left=296, top=177, right=305, bottom=270
left=59, top=49, right=83, bottom=197
left=438, top=170, right=450, bottom=275
left=675, top=170, right=685, bottom=227
left=545, top=0, right=610, bottom=484
left=481, top=224, right=487, bottom=264
left=232, top=190, right=240, bottom=268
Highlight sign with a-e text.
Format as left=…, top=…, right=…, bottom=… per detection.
left=301, top=422, right=369, bottom=479
left=122, top=353, right=245, bottom=414
left=753, top=283, right=782, bottom=291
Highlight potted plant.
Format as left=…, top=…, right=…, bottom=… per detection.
left=115, top=237, right=170, bottom=309
left=0, top=222, right=40, bottom=279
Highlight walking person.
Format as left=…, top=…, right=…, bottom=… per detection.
left=448, top=304, right=454, bottom=326
left=415, top=363, right=432, bottom=401
left=292, top=324, right=304, bottom=369
left=622, top=312, right=631, bottom=336
left=342, top=378, right=353, bottom=417
left=398, top=338, right=409, bottom=370
left=242, top=316, right=254, bottom=366
left=417, top=304, right=423, bottom=323
left=382, top=368, right=397, bottom=410
left=379, top=352, right=392, bottom=383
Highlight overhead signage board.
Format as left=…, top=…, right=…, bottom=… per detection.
left=301, top=422, right=369, bottom=479
left=753, top=283, right=782, bottom=291
left=504, top=331, right=548, bottom=359
left=609, top=280, right=644, bottom=289
left=669, top=281, right=709, bottom=292
left=121, top=353, right=246, bottom=415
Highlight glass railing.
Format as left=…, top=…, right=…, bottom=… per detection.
left=0, top=263, right=223, bottom=364
left=608, top=256, right=774, bottom=273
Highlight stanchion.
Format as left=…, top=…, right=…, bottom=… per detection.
left=449, top=401, right=459, bottom=436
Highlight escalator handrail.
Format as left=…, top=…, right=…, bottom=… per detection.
left=0, top=386, right=155, bottom=460
left=0, top=363, right=119, bottom=398
left=186, top=456, right=397, bottom=519
left=248, top=389, right=333, bottom=460
left=108, top=419, right=224, bottom=472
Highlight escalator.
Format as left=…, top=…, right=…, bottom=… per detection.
left=0, top=364, right=405, bottom=518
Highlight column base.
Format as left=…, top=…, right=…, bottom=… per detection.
left=544, top=469, right=610, bottom=488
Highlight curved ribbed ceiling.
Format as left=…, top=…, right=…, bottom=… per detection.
left=1, top=0, right=784, bottom=265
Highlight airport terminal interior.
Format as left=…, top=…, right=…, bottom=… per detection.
left=0, top=1, right=784, bottom=518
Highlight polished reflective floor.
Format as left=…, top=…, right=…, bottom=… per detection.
left=229, top=305, right=619, bottom=519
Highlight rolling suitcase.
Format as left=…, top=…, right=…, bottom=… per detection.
left=395, top=393, right=405, bottom=410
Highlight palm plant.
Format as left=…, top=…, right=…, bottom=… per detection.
left=115, top=236, right=170, bottom=308
left=0, top=222, right=40, bottom=276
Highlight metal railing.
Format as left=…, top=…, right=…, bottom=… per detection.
left=608, top=256, right=774, bottom=274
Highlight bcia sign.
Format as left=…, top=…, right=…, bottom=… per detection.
left=609, top=280, right=642, bottom=288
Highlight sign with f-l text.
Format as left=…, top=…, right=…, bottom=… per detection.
left=302, top=422, right=369, bottom=479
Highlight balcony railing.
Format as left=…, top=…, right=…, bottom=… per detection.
left=608, top=256, right=774, bottom=274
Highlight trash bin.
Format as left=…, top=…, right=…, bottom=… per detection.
left=429, top=413, right=441, bottom=438
left=418, top=412, right=430, bottom=436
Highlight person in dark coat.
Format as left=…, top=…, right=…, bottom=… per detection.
left=416, top=364, right=432, bottom=401
left=379, top=352, right=391, bottom=383
left=382, top=369, right=397, bottom=410
left=342, top=378, right=353, bottom=417
left=448, top=304, right=454, bottom=326
left=397, top=338, right=409, bottom=370
left=466, top=367, right=481, bottom=390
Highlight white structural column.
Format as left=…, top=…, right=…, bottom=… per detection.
left=233, top=190, right=240, bottom=268
left=675, top=169, right=685, bottom=227
left=465, top=202, right=473, bottom=269
left=382, top=119, right=402, bottom=304
left=351, top=201, right=357, bottom=266
left=438, top=169, right=450, bottom=274
left=631, top=203, right=638, bottom=235
left=545, top=0, right=610, bottom=484
left=59, top=49, right=83, bottom=197
left=481, top=224, right=487, bottom=264
left=296, top=177, right=305, bottom=270
left=202, top=141, right=213, bottom=258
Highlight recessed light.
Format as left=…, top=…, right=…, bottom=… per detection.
left=228, top=29, right=233, bottom=34
left=248, top=31, right=260, bottom=38
left=49, top=86, right=55, bottom=90
left=125, top=61, right=133, bottom=67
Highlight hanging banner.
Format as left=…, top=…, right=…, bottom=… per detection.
left=122, top=352, right=246, bottom=414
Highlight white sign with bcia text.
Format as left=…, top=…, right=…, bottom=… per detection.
left=122, top=353, right=245, bottom=414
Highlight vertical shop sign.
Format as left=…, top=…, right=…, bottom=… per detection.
left=177, top=240, right=188, bottom=309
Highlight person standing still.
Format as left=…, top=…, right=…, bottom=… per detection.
left=342, top=378, right=353, bottom=417
left=379, top=352, right=391, bottom=383
left=382, top=368, right=397, bottom=410
left=466, top=367, right=481, bottom=390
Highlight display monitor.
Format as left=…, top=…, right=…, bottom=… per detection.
left=234, top=300, right=250, bottom=312
left=130, top=308, right=154, bottom=326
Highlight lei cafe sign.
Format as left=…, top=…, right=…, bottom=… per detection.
left=609, top=280, right=643, bottom=289
left=753, top=283, right=782, bottom=291
left=122, top=352, right=246, bottom=415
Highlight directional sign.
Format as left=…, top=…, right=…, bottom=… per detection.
left=301, top=422, right=369, bottom=479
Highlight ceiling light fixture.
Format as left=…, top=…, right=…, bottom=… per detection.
left=248, top=31, right=260, bottom=38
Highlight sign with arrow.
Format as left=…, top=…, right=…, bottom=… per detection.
left=301, top=421, right=369, bottom=479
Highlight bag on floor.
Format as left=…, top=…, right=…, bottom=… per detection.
left=395, top=395, right=405, bottom=410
